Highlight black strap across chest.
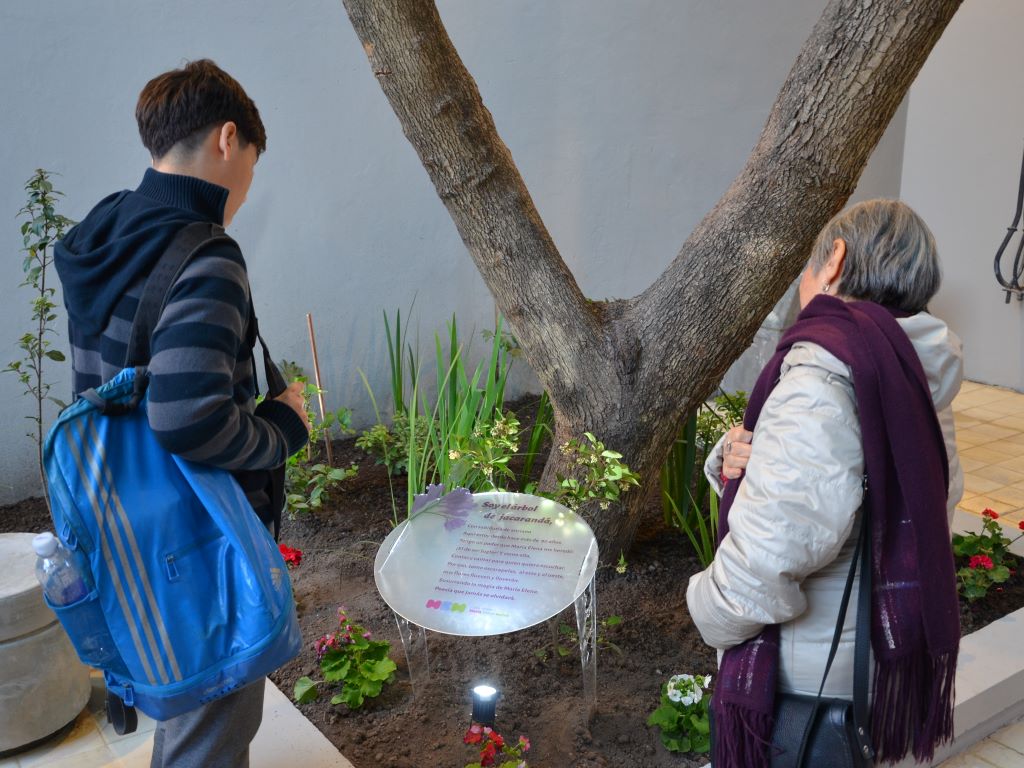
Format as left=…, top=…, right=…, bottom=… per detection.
left=81, top=221, right=285, bottom=413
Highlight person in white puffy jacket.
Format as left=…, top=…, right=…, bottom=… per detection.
left=686, top=199, right=963, bottom=766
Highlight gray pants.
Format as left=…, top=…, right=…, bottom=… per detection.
left=150, top=678, right=265, bottom=768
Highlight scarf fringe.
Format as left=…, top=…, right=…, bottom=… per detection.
left=712, top=702, right=774, bottom=768
left=871, top=649, right=957, bottom=765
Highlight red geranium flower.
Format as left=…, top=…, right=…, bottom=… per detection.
left=489, top=731, right=505, bottom=750
left=464, top=724, right=483, bottom=745
left=279, top=543, right=303, bottom=568
left=982, top=509, right=999, bottom=520
left=479, top=741, right=498, bottom=767
left=1019, top=521, right=1024, bottom=531
left=970, top=554, right=995, bottom=570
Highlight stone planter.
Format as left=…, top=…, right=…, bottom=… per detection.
left=0, top=532, right=91, bottom=755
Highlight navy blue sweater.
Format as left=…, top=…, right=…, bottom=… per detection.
left=55, top=169, right=307, bottom=524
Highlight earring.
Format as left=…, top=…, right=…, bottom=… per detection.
left=822, top=282, right=830, bottom=293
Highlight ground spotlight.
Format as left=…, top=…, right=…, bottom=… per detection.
left=471, top=684, right=498, bottom=726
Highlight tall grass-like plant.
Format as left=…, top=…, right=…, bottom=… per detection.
left=661, top=390, right=747, bottom=567
left=5, top=170, right=75, bottom=510
left=362, top=313, right=516, bottom=524
left=519, top=391, right=553, bottom=492
left=422, top=315, right=512, bottom=494
left=382, top=306, right=417, bottom=415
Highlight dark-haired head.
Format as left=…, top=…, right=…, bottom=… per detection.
left=136, top=59, right=266, bottom=160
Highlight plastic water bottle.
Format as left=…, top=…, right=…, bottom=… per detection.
left=33, top=531, right=88, bottom=606
left=31, top=532, right=124, bottom=672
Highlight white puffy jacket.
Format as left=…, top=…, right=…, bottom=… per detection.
left=686, top=312, right=963, bottom=698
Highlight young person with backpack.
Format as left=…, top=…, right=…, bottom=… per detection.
left=54, top=59, right=309, bottom=768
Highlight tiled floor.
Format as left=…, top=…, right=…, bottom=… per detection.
left=0, top=670, right=353, bottom=768
left=940, top=719, right=1024, bottom=768
left=4, top=380, right=1024, bottom=768
left=953, top=381, right=1024, bottom=525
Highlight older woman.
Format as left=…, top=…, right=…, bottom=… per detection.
left=686, top=199, right=963, bottom=767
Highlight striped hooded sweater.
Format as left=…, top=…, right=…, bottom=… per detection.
left=54, top=169, right=307, bottom=526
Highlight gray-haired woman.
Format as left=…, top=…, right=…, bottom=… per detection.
left=687, top=199, right=963, bottom=767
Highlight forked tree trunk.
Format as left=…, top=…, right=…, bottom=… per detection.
left=342, top=0, right=962, bottom=561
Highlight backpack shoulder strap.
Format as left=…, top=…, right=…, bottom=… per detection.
left=124, top=221, right=234, bottom=368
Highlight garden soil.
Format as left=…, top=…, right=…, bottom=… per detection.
left=2, top=395, right=1022, bottom=768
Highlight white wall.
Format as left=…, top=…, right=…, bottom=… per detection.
left=0, top=0, right=905, bottom=503
left=901, top=0, right=1024, bottom=391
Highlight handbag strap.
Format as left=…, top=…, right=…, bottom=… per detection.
left=795, top=474, right=875, bottom=766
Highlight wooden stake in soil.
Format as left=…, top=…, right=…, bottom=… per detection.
left=306, top=313, right=333, bottom=465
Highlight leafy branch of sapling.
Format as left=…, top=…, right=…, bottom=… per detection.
left=277, top=360, right=358, bottom=516
left=4, top=170, right=75, bottom=511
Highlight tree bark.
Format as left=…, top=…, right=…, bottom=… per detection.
left=342, top=0, right=962, bottom=560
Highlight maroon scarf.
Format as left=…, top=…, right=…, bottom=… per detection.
left=711, top=295, right=959, bottom=767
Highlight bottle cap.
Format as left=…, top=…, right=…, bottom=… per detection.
left=32, top=531, right=59, bottom=558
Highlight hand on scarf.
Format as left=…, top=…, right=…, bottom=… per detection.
left=721, top=425, right=752, bottom=480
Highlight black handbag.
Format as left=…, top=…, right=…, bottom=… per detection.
left=769, top=485, right=875, bottom=767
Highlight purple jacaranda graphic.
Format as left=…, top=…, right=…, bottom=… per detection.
left=410, top=484, right=475, bottom=530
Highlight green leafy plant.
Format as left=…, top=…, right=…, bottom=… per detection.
left=463, top=725, right=531, bottom=768
left=354, top=422, right=396, bottom=469
left=5, top=170, right=75, bottom=510
left=661, top=390, right=748, bottom=567
left=534, top=614, right=623, bottom=663
left=553, top=432, right=640, bottom=513
left=952, top=509, right=1023, bottom=601
left=615, top=551, right=628, bottom=575
left=294, top=608, right=396, bottom=710
left=647, top=673, right=713, bottom=753
left=447, top=410, right=521, bottom=491
left=362, top=312, right=642, bottom=526
left=354, top=413, right=429, bottom=475
left=278, top=361, right=357, bottom=516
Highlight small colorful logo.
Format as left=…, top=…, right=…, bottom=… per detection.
left=425, top=599, right=467, bottom=612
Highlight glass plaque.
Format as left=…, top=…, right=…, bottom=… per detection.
left=374, top=491, right=599, bottom=636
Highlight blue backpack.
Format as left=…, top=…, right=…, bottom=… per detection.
left=42, top=222, right=302, bottom=733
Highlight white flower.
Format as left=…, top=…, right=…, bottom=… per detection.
left=667, top=688, right=683, bottom=703
left=703, top=674, right=713, bottom=687
left=668, top=674, right=685, bottom=687
left=690, top=687, right=703, bottom=704
left=681, top=694, right=695, bottom=706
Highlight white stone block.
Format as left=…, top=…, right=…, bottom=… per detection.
left=0, top=532, right=90, bottom=754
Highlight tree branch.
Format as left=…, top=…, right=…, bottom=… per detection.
left=632, top=0, right=961, bottom=419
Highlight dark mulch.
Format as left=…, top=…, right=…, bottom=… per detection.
left=2, top=396, right=1021, bottom=767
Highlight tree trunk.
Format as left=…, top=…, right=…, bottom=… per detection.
left=342, top=0, right=962, bottom=561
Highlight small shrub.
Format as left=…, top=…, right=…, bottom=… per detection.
left=647, top=673, right=713, bottom=753
left=953, top=509, right=1023, bottom=601
left=293, top=608, right=396, bottom=710
left=463, top=725, right=531, bottom=768
left=554, top=432, right=640, bottom=513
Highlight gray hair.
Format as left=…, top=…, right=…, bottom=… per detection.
left=809, top=199, right=940, bottom=313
